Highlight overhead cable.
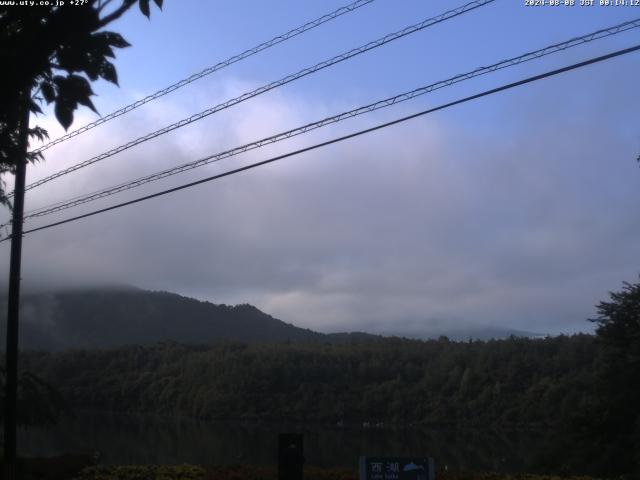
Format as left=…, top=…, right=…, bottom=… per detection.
left=3, top=43, right=637, bottom=242
left=15, top=0, right=495, bottom=196
left=21, top=17, right=640, bottom=220
left=29, top=0, right=377, bottom=155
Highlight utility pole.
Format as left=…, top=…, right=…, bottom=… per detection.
left=4, top=89, right=30, bottom=480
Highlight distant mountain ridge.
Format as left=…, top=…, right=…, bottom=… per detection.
left=1, top=286, right=540, bottom=350
left=1, top=287, right=321, bottom=350
left=372, top=325, right=545, bottom=341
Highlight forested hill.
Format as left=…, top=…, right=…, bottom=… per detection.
left=15, top=332, right=640, bottom=475
left=1, top=287, right=339, bottom=350
left=2, top=287, right=531, bottom=351
left=21, top=335, right=598, bottom=429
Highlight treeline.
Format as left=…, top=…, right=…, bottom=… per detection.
left=20, top=335, right=598, bottom=428
left=8, top=279, right=639, bottom=476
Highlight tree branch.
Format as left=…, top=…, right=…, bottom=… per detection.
left=98, top=0, right=116, bottom=14
left=98, top=0, right=137, bottom=28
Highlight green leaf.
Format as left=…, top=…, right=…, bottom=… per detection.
left=139, top=0, right=150, bottom=18
left=66, top=74, right=94, bottom=97
left=28, top=128, right=42, bottom=141
left=99, top=61, right=118, bottom=86
left=54, top=101, right=74, bottom=130
left=77, top=94, right=98, bottom=114
left=103, top=46, right=116, bottom=59
left=26, top=151, right=44, bottom=164
left=57, top=32, right=122, bottom=80
left=98, top=31, right=131, bottom=49
left=65, top=75, right=98, bottom=113
left=41, top=82, right=55, bottom=103
left=153, top=0, right=163, bottom=8
left=28, top=126, right=49, bottom=142
left=52, top=74, right=99, bottom=128
left=83, top=58, right=101, bottom=81
left=52, top=75, right=66, bottom=89
left=29, top=99, right=43, bottom=115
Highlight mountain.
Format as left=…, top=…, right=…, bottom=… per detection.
left=1, top=286, right=542, bottom=350
left=2, top=286, right=328, bottom=350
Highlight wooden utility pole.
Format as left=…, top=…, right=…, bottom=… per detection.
left=4, top=90, right=30, bottom=480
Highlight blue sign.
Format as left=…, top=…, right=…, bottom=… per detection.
left=359, top=457, right=435, bottom=480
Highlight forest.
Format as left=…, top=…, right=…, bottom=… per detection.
left=13, top=332, right=636, bottom=476
left=4, top=279, right=639, bottom=477
left=19, top=335, right=597, bottom=427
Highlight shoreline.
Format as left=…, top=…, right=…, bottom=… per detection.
left=2, top=458, right=605, bottom=480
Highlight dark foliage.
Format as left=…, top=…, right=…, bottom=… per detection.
left=588, top=279, right=640, bottom=476
left=11, top=276, right=640, bottom=476
left=20, top=335, right=598, bottom=429
left=0, top=365, right=62, bottom=427
left=0, top=0, right=162, bottom=206
left=20, top=334, right=619, bottom=474
left=0, top=454, right=95, bottom=480
left=8, top=280, right=640, bottom=476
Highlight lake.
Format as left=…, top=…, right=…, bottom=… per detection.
left=18, top=411, right=557, bottom=473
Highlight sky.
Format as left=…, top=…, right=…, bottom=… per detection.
left=1, top=0, right=640, bottom=336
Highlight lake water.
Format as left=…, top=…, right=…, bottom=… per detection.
left=18, top=411, right=553, bottom=473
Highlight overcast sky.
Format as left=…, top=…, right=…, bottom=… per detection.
left=2, top=0, right=639, bottom=336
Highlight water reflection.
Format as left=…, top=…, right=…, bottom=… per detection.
left=19, top=411, right=548, bottom=472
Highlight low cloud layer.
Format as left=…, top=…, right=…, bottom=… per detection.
left=2, top=65, right=639, bottom=337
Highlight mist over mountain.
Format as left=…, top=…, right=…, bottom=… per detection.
left=1, top=286, right=540, bottom=350
left=1, top=287, right=323, bottom=350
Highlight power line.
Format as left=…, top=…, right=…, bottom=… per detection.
left=14, top=0, right=495, bottom=196
left=20, top=17, right=640, bottom=221
left=29, top=0, right=376, bottom=155
left=4, top=43, right=637, bottom=242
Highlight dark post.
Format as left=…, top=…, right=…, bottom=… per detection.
left=278, top=433, right=304, bottom=480
left=3, top=90, right=30, bottom=480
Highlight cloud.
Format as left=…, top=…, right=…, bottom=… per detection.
left=1, top=68, right=639, bottom=337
